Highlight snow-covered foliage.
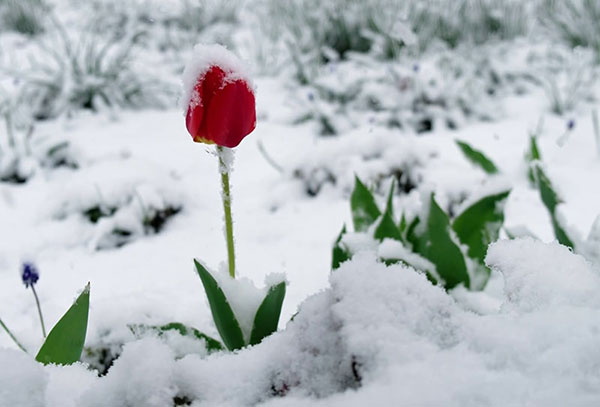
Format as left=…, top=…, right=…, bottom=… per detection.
left=4, top=29, right=175, bottom=120
left=75, top=0, right=241, bottom=52
left=1, top=0, right=600, bottom=405
left=0, top=0, right=48, bottom=36
left=2, top=242, right=600, bottom=405
left=407, top=0, right=532, bottom=50
left=538, top=0, right=600, bottom=61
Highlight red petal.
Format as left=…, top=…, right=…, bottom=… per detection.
left=185, top=66, right=227, bottom=143
left=185, top=90, right=205, bottom=141
left=204, top=80, right=256, bottom=148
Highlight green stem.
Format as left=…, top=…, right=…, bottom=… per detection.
left=217, top=146, right=236, bottom=278
left=0, top=317, right=27, bottom=352
left=31, top=285, right=47, bottom=338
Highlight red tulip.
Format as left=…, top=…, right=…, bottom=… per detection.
left=185, top=64, right=256, bottom=148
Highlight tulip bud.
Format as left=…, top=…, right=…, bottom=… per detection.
left=183, top=44, right=256, bottom=148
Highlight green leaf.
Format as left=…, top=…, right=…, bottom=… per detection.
left=129, top=322, right=224, bottom=352
left=194, top=260, right=245, bottom=351
left=385, top=180, right=395, bottom=219
left=452, top=190, right=511, bottom=264
left=526, top=138, right=574, bottom=249
left=249, top=281, right=286, bottom=346
left=374, top=179, right=402, bottom=242
left=332, top=224, right=351, bottom=270
left=533, top=165, right=575, bottom=249
left=413, top=194, right=470, bottom=289
left=526, top=135, right=541, bottom=184
left=399, top=212, right=407, bottom=235
left=456, top=140, right=499, bottom=174
left=36, top=283, right=90, bottom=365
left=526, top=135, right=541, bottom=162
left=350, top=175, right=381, bottom=232
left=405, top=215, right=421, bottom=249
left=374, top=211, right=402, bottom=242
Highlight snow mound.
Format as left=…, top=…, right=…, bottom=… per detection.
left=1, top=241, right=600, bottom=406
left=81, top=338, right=177, bottom=407
left=0, top=350, right=46, bottom=407
left=487, top=238, right=600, bottom=311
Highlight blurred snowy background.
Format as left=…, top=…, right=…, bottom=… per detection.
left=1, top=0, right=600, bottom=405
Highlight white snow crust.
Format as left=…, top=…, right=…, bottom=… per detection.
left=2, top=241, right=600, bottom=406
left=2, top=2, right=600, bottom=406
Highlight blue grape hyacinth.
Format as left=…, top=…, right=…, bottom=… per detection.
left=21, top=262, right=46, bottom=337
left=22, top=262, right=40, bottom=288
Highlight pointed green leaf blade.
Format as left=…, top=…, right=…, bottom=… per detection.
left=194, top=260, right=245, bottom=351
left=405, top=215, right=421, bottom=249
left=452, top=190, right=511, bottom=264
left=351, top=176, right=381, bottom=232
left=456, top=140, right=499, bottom=174
left=526, top=135, right=541, bottom=184
left=533, top=165, right=575, bottom=249
left=399, top=212, right=408, bottom=235
left=526, top=135, right=541, bottom=162
left=374, top=211, right=403, bottom=242
left=332, top=224, right=351, bottom=270
left=36, top=283, right=90, bottom=365
left=249, top=282, right=286, bottom=346
left=413, top=194, right=470, bottom=289
left=384, top=179, right=396, bottom=219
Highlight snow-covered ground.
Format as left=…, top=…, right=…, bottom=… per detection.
left=1, top=0, right=600, bottom=405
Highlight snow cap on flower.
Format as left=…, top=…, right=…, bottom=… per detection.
left=182, top=43, right=256, bottom=148
left=21, top=262, right=39, bottom=288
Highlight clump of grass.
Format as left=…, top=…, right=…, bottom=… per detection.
left=260, top=0, right=408, bottom=83
left=81, top=0, right=240, bottom=52
left=408, top=0, right=530, bottom=51
left=538, top=0, right=600, bottom=61
left=0, top=0, right=48, bottom=36
left=536, top=47, right=596, bottom=115
left=258, top=0, right=531, bottom=84
left=5, top=21, right=175, bottom=120
left=74, top=190, right=183, bottom=250
left=0, top=88, right=77, bottom=183
left=142, top=206, right=181, bottom=234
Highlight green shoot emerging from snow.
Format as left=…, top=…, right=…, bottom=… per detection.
left=334, top=175, right=510, bottom=291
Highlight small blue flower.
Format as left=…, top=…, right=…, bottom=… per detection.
left=567, top=119, right=575, bottom=130
left=413, top=63, right=420, bottom=73
left=307, top=92, right=315, bottom=101
left=21, top=263, right=39, bottom=288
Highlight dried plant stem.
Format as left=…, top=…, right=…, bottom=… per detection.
left=217, top=146, right=236, bottom=278
left=0, top=318, right=27, bottom=352
left=31, top=285, right=47, bottom=338
left=257, top=139, right=284, bottom=173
